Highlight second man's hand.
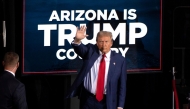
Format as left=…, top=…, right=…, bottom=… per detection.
left=74, top=25, right=88, bottom=44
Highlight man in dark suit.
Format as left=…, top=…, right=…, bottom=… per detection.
left=0, top=52, right=28, bottom=109
left=66, top=26, right=127, bottom=109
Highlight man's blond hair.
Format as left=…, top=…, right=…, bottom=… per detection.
left=96, top=31, right=113, bottom=41
left=3, top=52, right=19, bottom=67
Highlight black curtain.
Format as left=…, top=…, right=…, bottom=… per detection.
left=0, top=0, right=5, bottom=71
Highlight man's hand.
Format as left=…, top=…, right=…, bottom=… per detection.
left=74, top=25, right=88, bottom=44
left=117, top=107, right=123, bottom=109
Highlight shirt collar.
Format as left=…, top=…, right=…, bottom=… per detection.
left=5, top=70, right=15, bottom=77
left=99, top=50, right=111, bottom=59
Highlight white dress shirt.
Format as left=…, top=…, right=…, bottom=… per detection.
left=84, top=50, right=111, bottom=95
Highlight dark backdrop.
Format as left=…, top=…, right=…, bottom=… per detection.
left=1, top=0, right=190, bottom=109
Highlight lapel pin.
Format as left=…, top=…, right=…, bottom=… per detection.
left=113, top=62, right=115, bottom=65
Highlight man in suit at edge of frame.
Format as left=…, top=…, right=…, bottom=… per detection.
left=0, top=52, right=28, bottom=109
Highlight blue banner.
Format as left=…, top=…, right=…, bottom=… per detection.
left=23, top=0, right=162, bottom=74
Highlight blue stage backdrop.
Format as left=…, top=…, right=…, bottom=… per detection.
left=23, top=0, right=162, bottom=74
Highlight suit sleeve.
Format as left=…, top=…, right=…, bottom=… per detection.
left=13, top=83, right=28, bottom=109
left=71, top=42, right=89, bottom=58
left=118, top=59, right=127, bottom=108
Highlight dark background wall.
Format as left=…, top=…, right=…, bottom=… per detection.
left=0, top=0, right=190, bottom=109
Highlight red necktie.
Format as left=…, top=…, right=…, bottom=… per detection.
left=96, top=54, right=106, bottom=101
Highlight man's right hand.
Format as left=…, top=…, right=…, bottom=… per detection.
left=74, top=25, right=88, bottom=44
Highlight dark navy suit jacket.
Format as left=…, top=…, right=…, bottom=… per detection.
left=66, top=43, right=127, bottom=109
left=0, top=71, right=28, bottom=109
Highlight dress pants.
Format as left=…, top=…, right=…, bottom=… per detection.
left=79, top=86, right=107, bottom=109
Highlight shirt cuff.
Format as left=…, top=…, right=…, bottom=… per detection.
left=71, top=40, right=81, bottom=45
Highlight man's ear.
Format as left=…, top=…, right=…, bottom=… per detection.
left=17, top=62, right=19, bottom=68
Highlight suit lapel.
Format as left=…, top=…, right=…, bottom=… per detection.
left=107, top=51, right=116, bottom=84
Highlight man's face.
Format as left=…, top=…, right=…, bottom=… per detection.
left=96, top=36, right=113, bottom=54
